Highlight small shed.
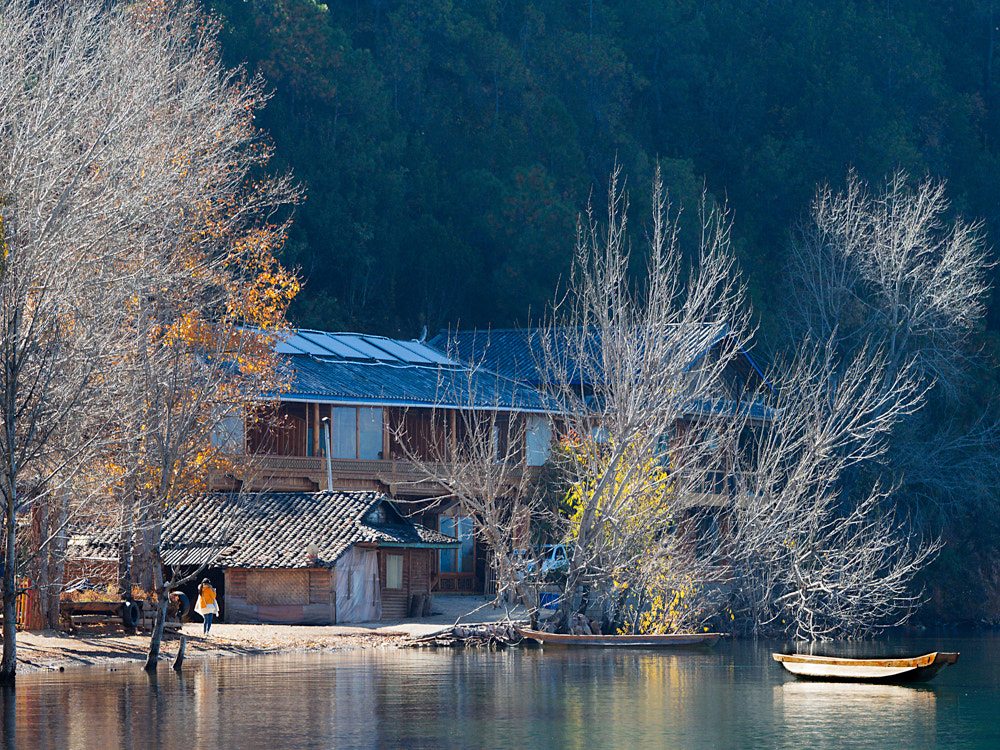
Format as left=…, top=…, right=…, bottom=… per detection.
left=58, top=492, right=446, bottom=624
left=161, top=491, right=460, bottom=623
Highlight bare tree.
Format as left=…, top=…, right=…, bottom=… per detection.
left=532, top=166, right=756, bottom=633
left=781, top=170, right=996, bottom=522
left=784, top=171, right=990, bottom=393
left=91, top=1, right=298, bottom=669
left=0, top=0, right=173, bottom=681
left=424, top=165, right=947, bottom=641
left=421, top=166, right=756, bottom=634
left=388, top=357, right=557, bottom=621
left=727, top=339, right=939, bottom=640
left=0, top=0, right=298, bottom=679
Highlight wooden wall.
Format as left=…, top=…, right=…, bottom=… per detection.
left=219, top=551, right=435, bottom=623
left=377, top=548, right=432, bottom=619
left=224, top=567, right=335, bottom=624
left=247, top=404, right=308, bottom=456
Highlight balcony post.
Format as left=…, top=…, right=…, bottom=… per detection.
left=312, top=402, right=320, bottom=457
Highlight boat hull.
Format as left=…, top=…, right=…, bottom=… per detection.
left=516, top=627, right=724, bottom=647
left=772, top=651, right=959, bottom=683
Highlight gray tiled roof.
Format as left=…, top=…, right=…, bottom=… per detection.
left=72, top=491, right=459, bottom=570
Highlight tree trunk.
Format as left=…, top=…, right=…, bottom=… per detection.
left=143, top=596, right=168, bottom=672
left=172, top=635, right=186, bottom=671
left=134, top=524, right=155, bottom=595
left=118, top=485, right=136, bottom=600
left=1, top=499, right=18, bottom=683
left=46, top=492, right=69, bottom=629
left=25, top=502, right=47, bottom=631
left=143, top=549, right=167, bottom=672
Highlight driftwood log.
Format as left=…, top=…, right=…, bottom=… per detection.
left=409, top=622, right=525, bottom=649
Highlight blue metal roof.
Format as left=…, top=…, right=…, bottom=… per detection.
left=429, top=325, right=774, bottom=419
left=272, top=330, right=558, bottom=413
left=428, top=324, right=740, bottom=387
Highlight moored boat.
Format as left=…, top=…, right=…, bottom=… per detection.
left=516, top=627, right=724, bottom=647
left=772, top=651, right=959, bottom=683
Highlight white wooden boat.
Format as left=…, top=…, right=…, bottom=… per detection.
left=772, top=651, right=959, bottom=683
left=516, top=627, right=724, bottom=647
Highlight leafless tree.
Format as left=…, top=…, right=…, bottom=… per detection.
left=0, top=0, right=168, bottom=681
left=93, top=1, right=298, bottom=670
left=780, top=170, right=996, bottom=521
left=727, top=339, right=940, bottom=640
left=0, top=0, right=298, bottom=679
left=423, top=165, right=947, bottom=640
left=531, top=166, right=757, bottom=633
left=784, top=171, right=990, bottom=389
left=421, top=166, right=757, bottom=634
left=387, top=357, right=559, bottom=622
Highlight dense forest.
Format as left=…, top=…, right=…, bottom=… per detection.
left=210, top=0, right=1000, bottom=340
left=207, top=0, right=1000, bottom=622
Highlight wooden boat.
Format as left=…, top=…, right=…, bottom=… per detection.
left=772, top=651, right=959, bottom=683
left=516, top=627, right=724, bottom=647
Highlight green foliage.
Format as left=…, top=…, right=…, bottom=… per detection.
left=208, top=0, right=1000, bottom=346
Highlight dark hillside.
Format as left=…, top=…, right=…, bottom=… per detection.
left=210, top=0, right=1000, bottom=341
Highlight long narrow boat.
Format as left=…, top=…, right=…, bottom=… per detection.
left=516, top=627, right=724, bottom=647
left=772, top=651, right=959, bottom=683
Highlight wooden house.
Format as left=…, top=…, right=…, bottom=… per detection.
left=65, top=491, right=460, bottom=623
left=162, top=491, right=460, bottom=623
left=208, top=329, right=560, bottom=595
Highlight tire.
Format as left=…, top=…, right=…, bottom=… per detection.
left=121, top=601, right=140, bottom=629
left=172, top=591, right=191, bottom=619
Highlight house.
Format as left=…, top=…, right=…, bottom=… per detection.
left=429, top=325, right=774, bottom=565
left=209, top=329, right=561, bottom=595
left=69, top=491, right=461, bottom=623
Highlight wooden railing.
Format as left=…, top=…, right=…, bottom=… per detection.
left=248, top=454, right=530, bottom=496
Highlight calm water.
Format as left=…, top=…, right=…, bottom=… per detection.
left=2, top=633, right=999, bottom=749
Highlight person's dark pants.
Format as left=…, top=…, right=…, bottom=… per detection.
left=203, top=612, right=214, bottom=634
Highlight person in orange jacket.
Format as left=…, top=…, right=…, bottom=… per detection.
left=195, top=579, right=219, bottom=635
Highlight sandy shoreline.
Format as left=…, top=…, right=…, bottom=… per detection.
left=9, top=595, right=530, bottom=674
left=11, top=622, right=411, bottom=674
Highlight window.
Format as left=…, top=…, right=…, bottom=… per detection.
left=329, top=407, right=357, bottom=458
left=386, top=554, right=403, bottom=589
left=526, top=415, right=552, bottom=466
left=210, top=406, right=244, bottom=453
left=366, top=503, right=387, bottom=525
left=439, top=516, right=474, bottom=573
left=359, top=407, right=383, bottom=459
left=326, top=406, right=383, bottom=459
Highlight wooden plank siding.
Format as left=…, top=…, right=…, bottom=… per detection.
left=224, top=566, right=336, bottom=624
left=378, top=548, right=434, bottom=619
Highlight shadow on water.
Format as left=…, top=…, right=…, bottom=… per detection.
left=2, top=684, right=14, bottom=750
left=0, top=633, right=997, bottom=749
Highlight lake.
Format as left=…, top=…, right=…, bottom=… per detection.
left=3, top=632, right=998, bottom=749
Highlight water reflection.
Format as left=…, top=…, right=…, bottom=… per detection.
left=2, top=684, right=14, bottom=750
left=775, top=681, right=937, bottom=746
left=0, top=636, right=997, bottom=749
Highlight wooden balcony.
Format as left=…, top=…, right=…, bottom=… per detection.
left=240, top=454, right=528, bottom=498
left=674, top=470, right=754, bottom=509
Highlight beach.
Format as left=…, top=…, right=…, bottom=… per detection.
left=10, top=595, right=529, bottom=673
